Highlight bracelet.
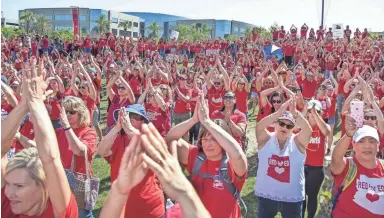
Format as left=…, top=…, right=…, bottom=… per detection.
left=64, top=127, right=72, bottom=131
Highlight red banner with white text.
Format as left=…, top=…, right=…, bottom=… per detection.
left=72, top=8, right=79, bottom=36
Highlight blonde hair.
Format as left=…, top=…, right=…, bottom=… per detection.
left=61, top=96, right=90, bottom=127
left=5, top=148, right=48, bottom=216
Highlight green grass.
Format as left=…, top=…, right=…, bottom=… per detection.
left=91, top=95, right=341, bottom=218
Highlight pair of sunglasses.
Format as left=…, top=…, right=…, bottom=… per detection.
left=129, top=113, right=144, bottom=121
left=79, top=86, right=87, bottom=89
left=224, top=96, right=235, bottom=100
left=66, top=111, right=76, bottom=116
left=117, top=86, right=126, bottom=90
left=272, top=100, right=282, bottom=104
left=277, top=120, right=294, bottom=130
left=364, top=116, right=377, bottom=120
left=214, top=82, right=222, bottom=86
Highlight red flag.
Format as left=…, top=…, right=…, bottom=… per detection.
left=72, top=8, right=79, bottom=36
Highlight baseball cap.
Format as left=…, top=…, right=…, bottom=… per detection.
left=113, top=104, right=149, bottom=124
left=277, top=111, right=296, bottom=125
left=12, top=81, right=19, bottom=86
left=307, top=99, right=322, bottom=111
left=224, top=91, right=235, bottom=98
left=353, top=125, right=379, bottom=143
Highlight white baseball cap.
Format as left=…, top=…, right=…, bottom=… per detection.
left=353, top=125, right=379, bottom=143
left=307, top=99, right=322, bottom=111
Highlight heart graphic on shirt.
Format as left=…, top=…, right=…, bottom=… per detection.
left=275, top=167, right=285, bottom=174
left=366, top=193, right=380, bottom=202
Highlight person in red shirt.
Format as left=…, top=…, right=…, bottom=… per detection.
left=283, top=40, right=294, bottom=66
left=137, top=80, right=170, bottom=137
left=84, top=35, right=92, bottom=53
left=300, top=23, right=308, bottom=39
left=41, top=35, right=49, bottom=53
left=290, top=25, right=298, bottom=38
left=126, top=66, right=144, bottom=102
left=166, top=94, right=248, bottom=218
left=278, top=26, right=286, bottom=39
left=331, top=122, right=384, bottom=218
left=99, top=123, right=211, bottom=218
left=173, top=74, right=192, bottom=140
left=231, top=76, right=249, bottom=117
left=316, top=26, right=324, bottom=41
left=206, top=58, right=231, bottom=117
left=13, top=116, right=36, bottom=153
left=309, top=28, right=316, bottom=41
left=301, top=71, right=320, bottom=100
left=46, top=76, right=65, bottom=129
left=97, top=104, right=165, bottom=218
left=302, top=100, right=331, bottom=218
left=344, top=25, right=352, bottom=41
left=272, top=27, right=279, bottom=41
left=56, top=96, right=96, bottom=217
left=2, top=61, right=78, bottom=218
left=211, top=90, right=247, bottom=149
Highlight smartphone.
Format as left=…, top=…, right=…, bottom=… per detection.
left=350, top=100, right=364, bottom=128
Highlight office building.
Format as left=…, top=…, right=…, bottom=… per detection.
left=1, top=18, right=19, bottom=28
left=164, top=19, right=256, bottom=39
left=18, top=7, right=141, bottom=37
left=124, top=12, right=188, bottom=37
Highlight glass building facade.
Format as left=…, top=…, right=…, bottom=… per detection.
left=123, top=12, right=188, bottom=37
left=89, top=9, right=109, bottom=33
left=215, top=20, right=232, bottom=38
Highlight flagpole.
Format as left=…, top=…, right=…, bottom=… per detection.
left=321, top=0, right=325, bottom=27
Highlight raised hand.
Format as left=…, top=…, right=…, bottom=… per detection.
left=140, top=124, right=193, bottom=201
left=197, top=93, right=210, bottom=122
left=116, top=134, right=148, bottom=194
left=59, top=106, right=70, bottom=129
left=21, top=57, right=48, bottom=102
left=345, top=115, right=358, bottom=137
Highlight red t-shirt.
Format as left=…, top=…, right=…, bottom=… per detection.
left=80, top=94, right=96, bottom=120
left=46, top=92, right=62, bottom=120
left=144, top=103, right=171, bottom=137
left=211, top=110, right=247, bottom=149
left=189, top=90, right=200, bottom=111
left=42, top=38, right=49, bottom=49
left=84, top=39, right=92, bottom=48
left=174, top=87, right=192, bottom=114
left=56, top=127, right=96, bottom=175
left=105, top=135, right=165, bottom=218
left=327, top=93, right=337, bottom=118
left=2, top=188, right=78, bottom=218
left=107, top=95, right=133, bottom=127
left=302, top=79, right=319, bottom=99
left=283, top=45, right=294, bottom=56
left=305, top=125, right=326, bottom=166
left=234, top=89, right=249, bottom=113
left=14, top=119, right=34, bottom=153
left=187, top=146, right=246, bottom=218
left=332, top=157, right=384, bottom=218
left=257, top=102, right=272, bottom=122
left=128, top=75, right=143, bottom=95
left=207, top=87, right=226, bottom=117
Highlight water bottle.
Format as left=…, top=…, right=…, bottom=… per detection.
left=165, top=198, right=174, bottom=210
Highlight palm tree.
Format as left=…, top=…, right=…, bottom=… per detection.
left=200, top=23, right=211, bottom=38
left=19, top=11, right=36, bottom=33
left=243, top=27, right=252, bottom=38
left=147, top=21, right=162, bottom=38
left=34, top=15, right=51, bottom=35
left=118, top=20, right=132, bottom=31
left=92, top=14, right=110, bottom=35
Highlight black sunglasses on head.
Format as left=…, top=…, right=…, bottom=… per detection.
left=277, top=120, right=294, bottom=130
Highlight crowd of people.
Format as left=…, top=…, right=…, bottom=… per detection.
left=1, top=23, right=384, bottom=218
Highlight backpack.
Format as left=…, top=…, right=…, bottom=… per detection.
left=191, top=152, right=247, bottom=217
left=331, top=157, right=384, bottom=214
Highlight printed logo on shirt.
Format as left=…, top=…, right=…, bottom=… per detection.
left=267, top=155, right=290, bottom=183
left=353, top=175, right=384, bottom=215
left=147, top=111, right=160, bottom=121
left=212, top=97, right=223, bottom=104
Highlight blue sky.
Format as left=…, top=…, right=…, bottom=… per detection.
left=2, top=0, right=384, bottom=31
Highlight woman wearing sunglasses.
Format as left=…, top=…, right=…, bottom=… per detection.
left=166, top=93, right=247, bottom=218
left=97, top=104, right=165, bottom=218
left=137, top=79, right=170, bottom=137
left=173, top=74, right=192, bottom=140
left=56, top=96, right=97, bottom=217
left=301, top=100, right=331, bottom=218
left=106, top=70, right=135, bottom=129
left=231, top=73, right=250, bottom=119
left=205, top=57, right=231, bottom=117
left=255, top=97, right=312, bottom=218
left=2, top=58, right=78, bottom=217
left=71, top=61, right=97, bottom=124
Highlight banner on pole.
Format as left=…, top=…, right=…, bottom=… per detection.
left=332, top=23, right=344, bottom=38
left=72, top=8, right=79, bottom=36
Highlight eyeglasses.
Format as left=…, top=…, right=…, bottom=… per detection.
left=117, top=86, right=126, bottom=90
left=277, top=120, right=294, bottom=130
left=264, top=82, right=273, bottom=85
left=214, top=82, right=222, bottom=86
left=66, top=111, right=76, bottom=116
left=224, top=96, right=235, bottom=100
left=364, top=116, right=377, bottom=120
left=201, top=137, right=217, bottom=143
left=79, top=86, right=87, bottom=89
left=160, top=87, right=168, bottom=91
left=129, top=113, right=144, bottom=121
left=272, top=100, right=282, bottom=104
